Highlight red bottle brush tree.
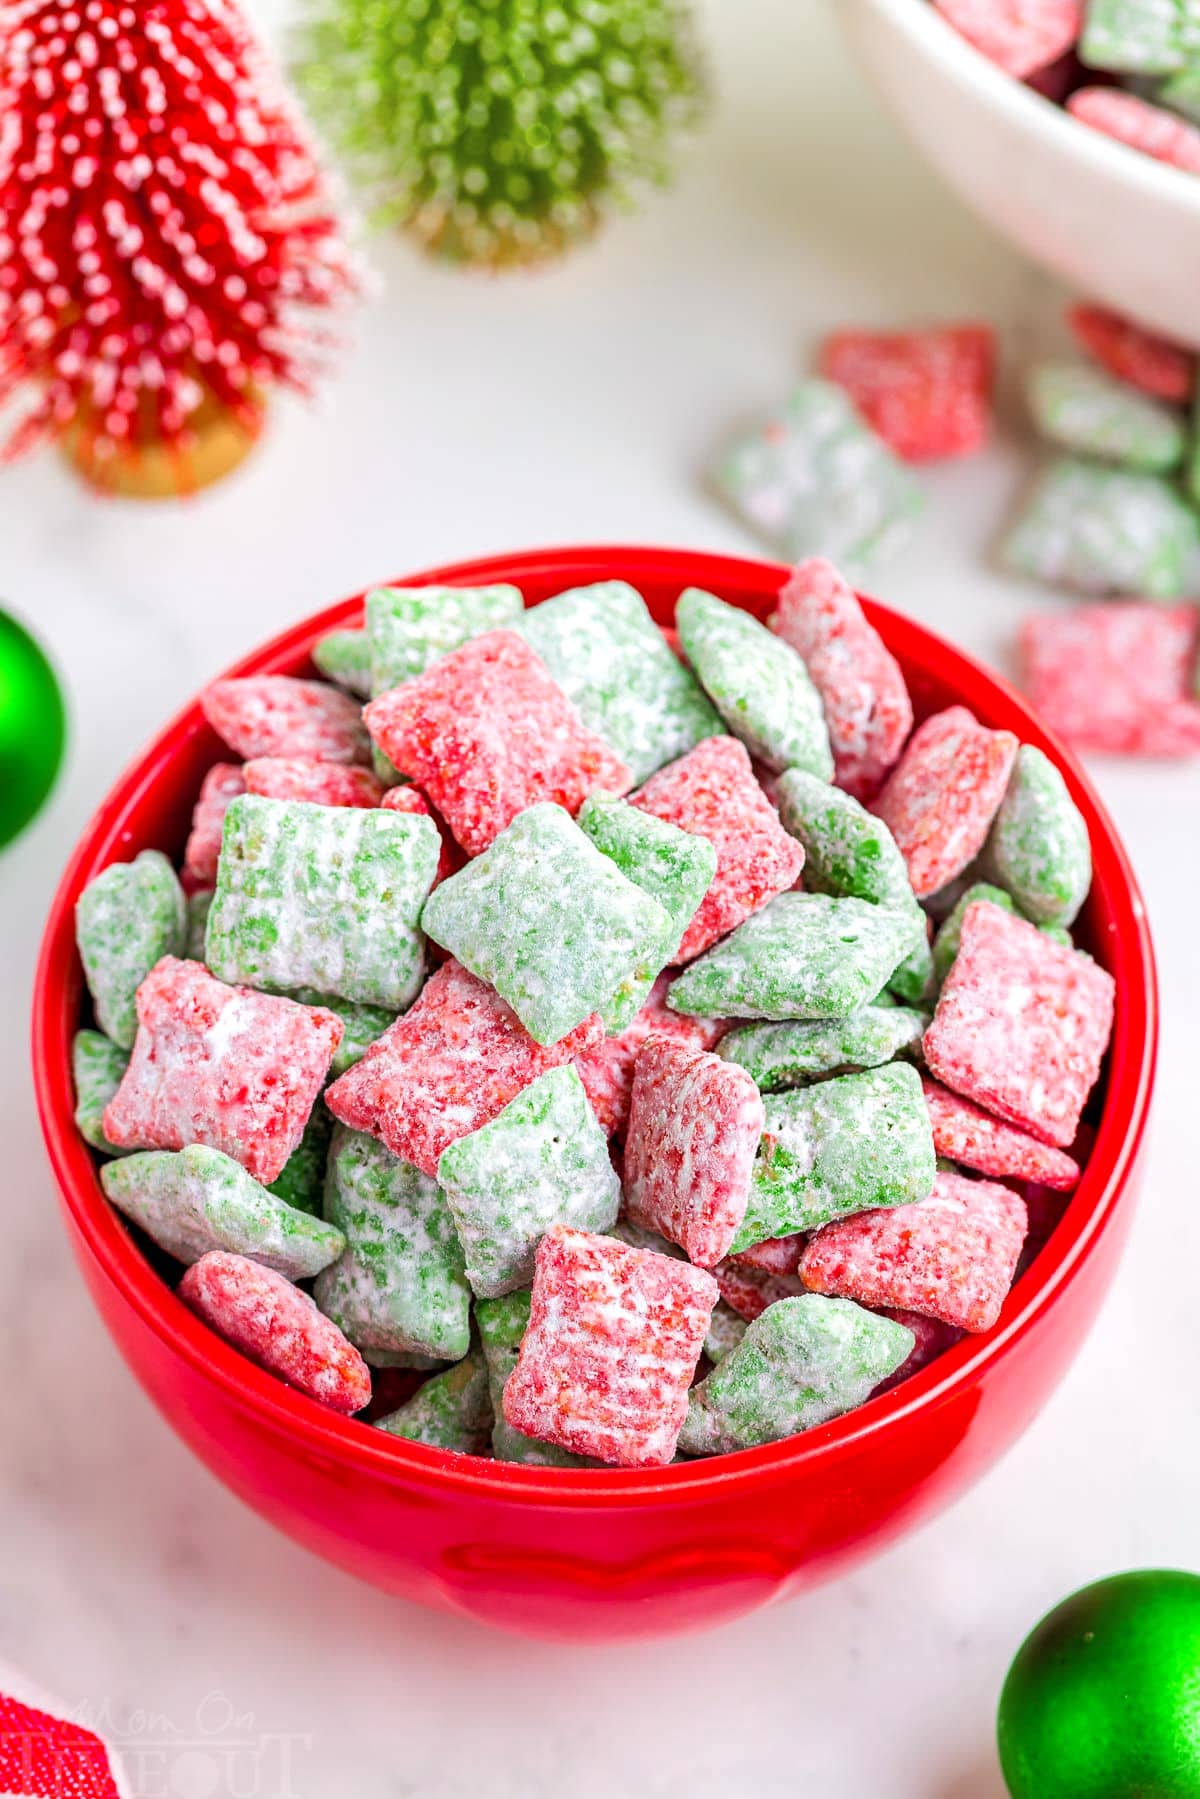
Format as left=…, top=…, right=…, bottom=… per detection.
left=0, top=0, right=354, bottom=488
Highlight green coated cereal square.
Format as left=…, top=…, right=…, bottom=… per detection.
left=1000, top=457, right=1200, bottom=598
left=717, top=1006, right=927, bottom=1091
left=267, top=1100, right=333, bottom=1215
left=312, top=626, right=372, bottom=696
left=75, top=850, right=187, bottom=1048
left=374, top=1346, right=494, bottom=1453
left=1026, top=361, right=1186, bottom=472
left=983, top=744, right=1092, bottom=928
left=367, top=584, right=524, bottom=694
left=72, top=1029, right=131, bottom=1154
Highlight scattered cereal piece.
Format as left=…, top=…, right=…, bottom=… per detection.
left=101, top=1143, right=345, bottom=1276
left=713, top=380, right=924, bottom=572
left=704, top=1301, right=749, bottom=1364
left=267, top=1100, right=333, bottom=1214
left=1001, top=457, right=1200, bottom=597
left=1067, top=301, right=1196, bottom=401
left=574, top=973, right=728, bottom=1137
left=923, top=1077, right=1082, bottom=1188
left=800, top=1170, right=1029, bottom=1332
left=1019, top=601, right=1200, bottom=754
left=72, top=1029, right=130, bottom=1154
left=630, top=737, right=806, bottom=961
left=717, top=1006, right=926, bottom=1090
left=437, top=1066, right=621, bottom=1298
left=312, top=625, right=371, bottom=696
left=374, top=1347, right=494, bottom=1453
left=513, top=582, right=723, bottom=785
left=923, top=901, right=1115, bottom=1146
left=313, top=1124, right=471, bottom=1362
left=475, top=1288, right=598, bottom=1464
left=768, top=558, right=914, bottom=797
left=667, top=892, right=923, bottom=1021
left=183, top=764, right=246, bottom=889
left=502, top=1226, right=719, bottom=1467
left=933, top=0, right=1084, bottom=77
left=366, top=584, right=524, bottom=693
left=734, top=1061, right=936, bottom=1246
left=1080, top=0, right=1200, bottom=72
left=678, top=1295, right=914, bottom=1455
left=872, top=706, right=1019, bottom=900
left=1026, top=360, right=1186, bottom=470
left=206, top=795, right=439, bottom=1011
left=103, top=958, right=342, bottom=1184
left=242, top=757, right=386, bottom=808
left=201, top=675, right=369, bottom=764
left=819, top=324, right=996, bottom=461
left=984, top=744, right=1092, bottom=926
left=674, top=586, right=834, bottom=777
left=324, top=960, right=602, bottom=1177
left=179, top=1250, right=371, bottom=1414
left=872, top=1308, right=963, bottom=1395
left=931, top=881, right=1017, bottom=984
left=364, top=630, right=632, bottom=856
left=1067, top=84, right=1200, bottom=168
left=624, top=1039, right=765, bottom=1266
left=75, top=850, right=187, bottom=1049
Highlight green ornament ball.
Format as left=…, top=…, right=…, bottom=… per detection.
left=0, top=609, right=65, bottom=849
left=998, top=1570, right=1200, bottom=1798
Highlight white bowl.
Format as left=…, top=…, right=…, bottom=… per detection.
left=839, top=0, right=1200, bottom=348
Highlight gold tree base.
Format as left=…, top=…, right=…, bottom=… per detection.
left=60, top=390, right=265, bottom=499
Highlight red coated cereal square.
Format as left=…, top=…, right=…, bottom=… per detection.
left=923, top=901, right=1115, bottom=1147
left=923, top=1077, right=1081, bottom=1190
left=727, top=1232, right=806, bottom=1276
left=630, top=737, right=805, bottom=960
left=1067, top=87, right=1200, bottom=173
left=934, top=0, right=1083, bottom=78
left=502, top=1225, right=719, bottom=1467
left=574, top=973, right=728, bottom=1137
left=1019, top=603, right=1200, bottom=756
left=800, top=1170, right=1028, bottom=1332
left=872, top=705, right=1018, bottom=898
left=819, top=325, right=996, bottom=462
left=183, top=762, right=246, bottom=889
left=1068, top=303, right=1196, bottom=404
left=324, top=959, right=603, bottom=1177
left=769, top=558, right=913, bottom=797
left=624, top=1039, right=765, bottom=1266
left=711, top=1258, right=806, bottom=1321
left=242, top=757, right=384, bottom=808
left=103, top=957, right=343, bottom=1184
left=872, top=1308, right=962, bottom=1394
left=363, top=630, right=632, bottom=856
left=201, top=676, right=369, bottom=764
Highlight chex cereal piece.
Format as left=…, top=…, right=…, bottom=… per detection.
left=674, top=586, right=833, bottom=777
left=933, top=0, right=1084, bottom=76
left=366, top=583, right=524, bottom=693
left=206, top=795, right=439, bottom=1011
left=768, top=558, right=913, bottom=797
left=313, top=1124, right=471, bottom=1362
left=630, top=737, right=805, bottom=961
left=475, top=1289, right=596, bottom=1464
left=287, top=990, right=399, bottom=1078
left=242, top=757, right=385, bottom=808
left=180, top=1251, right=371, bottom=1414
left=923, top=1077, right=1082, bottom=1189
left=819, top=324, right=995, bottom=461
left=374, top=1347, right=494, bottom=1454
left=1068, top=84, right=1200, bottom=168
left=574, top=973, right=728, bottom=1137
left=312, top=625, right=371, bottom=696
left=667, top=892, right=923, bottom=1022
left=183, top=763, right=246, bottom=888
left=577, top=793, right=716, bottom=1028
left=1067, top=302, right=1196, bottom=401
left=75, top=851, right=187, bottom=1049
left=704, top=1301, right=749, bottom=1364
left=1019, top=602, right=1200, bottom=755
left=201, top=675, right=369, bottom=764
left=800, top=1170, right=1029, bottom=1333
left=513, top=581, right=722, bottom=785
left=502, top=1226, right=718, bottom=1467
left=1026, top=361, right=1186, bottom=471
left=423, top=803, right=671, bottom=1047
left=185, top=890, right=213, bottom=963
left=1001, top=457, right=1200, bottom=597
left=325, top=960, right=602, bottom=1177
left=1158, top=61, right=1200, bottom=118
left=775, top=768, right=931, bottom=1001
left=932, top=882, right=1017, bottom=984
left=267, top=1100, right=333, bottom=1214
left=624, top=1040, right=765, bottom=1266
left=101, top=1143, right=345, bottom=1276
left=712, top=1258, right=806, bottom=1321
left=437, top=1067, right=621, bottom=1298
left=734, top=1061, right=936, bottom=1247
left=718, top=1006, right=926, bottom=1091
left=728, top=1233, right=806, bottom=1275
left=713, top=380, right=924, bottom=571
left=872, top=1308, right=963, bottom=1395
left=984, top=744, right=1092, bottom=927
left=923, top=901, right=1116, bottom=1146
left=72, top=1029, right=130, bottom=1154
left=679, top=1295, right=914, bottom=1456
left=364, top=630, right=632, bottom=856
left=103, top=958, right=342, bottom=1184
left=380, top=784, right=461, bottom=884
left=1080, top=0, right=1200, bottom=71
left=872, top=706, right=1018, bottom=900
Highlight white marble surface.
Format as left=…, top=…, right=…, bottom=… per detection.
left=2, top=3, right=1198, bottom=1794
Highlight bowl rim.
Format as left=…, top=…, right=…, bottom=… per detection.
left=33, top=543, right=1158, bottom=1506
left=849, top=0, right=1200, bottom=219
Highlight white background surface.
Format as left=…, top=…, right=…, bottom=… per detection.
left=2, top=3, right=1197, bottom=1794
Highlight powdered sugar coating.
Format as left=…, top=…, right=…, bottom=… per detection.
left=72, top=1029, right=129, bottom=1154
left=624, top=1039, right=765, bottom=1266
left=1001, top=457, right=1200, bottom=597
left=103, top=958, right=342, bottom=1184
left=201, top=675, right=369, bottom=764
left=312, top=626, right=371, bottom=697
left=923, top=901, right=1115, bottom=1147
left=1026, top=361, right=1186, bottom=472
left=380, top=783, right=460, bottom=883
left=718, top=1006, right=926, bottom=1090
left=374, top=1348, right=494, bottom=1453
left=179, top=1250, right=371, bottom=1414
left=819, top=325, right=995, bottom=461
left=574, top=973, right=728, bottom=1137
left=475, top=1288, right=595, bottom=1465
left=324, top=960, right=602, bottom=1177
left=1068, top=84, right=1200, bottom=167
left=800, top=1170, right=1029, bottom=1333
left=75, top=850, right=187, bottom=1048
left=502, top=1225, right=719, bottom=1467
left=183, top=763, right=246, bottom=889
left=933, top=0, right=1084, bottom=76
left=242, top=757, right=385, bottom=808
left=366, top=584, right=524, bottom=693
left=1080, top=0, right=1200, bottom=73
left=1067, top=303, right=1195, bottom=402
left=1018, top=602, right=1200, bottom=755
left=984, top=744, right=1092, bottom=927
left=923, top=1077, right=1081, bottom=1190
left=872, top=705, right=1018, bottom=900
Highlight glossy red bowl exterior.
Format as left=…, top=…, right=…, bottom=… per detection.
left=33, top=546, right=1157, bottom=1642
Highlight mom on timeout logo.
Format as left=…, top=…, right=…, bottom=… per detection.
left=0, top=1669, right=311, bottom=1799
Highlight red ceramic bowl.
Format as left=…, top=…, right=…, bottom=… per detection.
left=33, top=546, right=1157, bottom=1642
